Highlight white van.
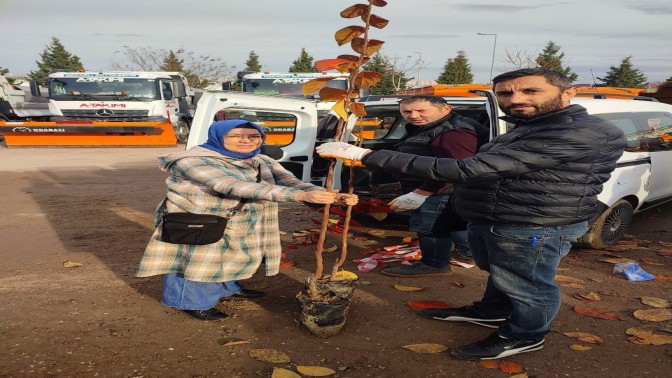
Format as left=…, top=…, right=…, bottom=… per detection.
left=186, top=90, right=672, bottom=249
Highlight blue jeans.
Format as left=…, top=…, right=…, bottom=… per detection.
left=467, top=221, right=588, bottom=341
left=162, top=273, right=241, bottom=310
left=408, top=194, right=470, bottom=268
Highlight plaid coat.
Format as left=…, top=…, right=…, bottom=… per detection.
left=136, top=147, right=322, bottom=282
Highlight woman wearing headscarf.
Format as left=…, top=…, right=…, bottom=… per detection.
left=136, top=120, right=357, bottom=320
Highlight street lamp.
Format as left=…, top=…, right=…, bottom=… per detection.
left=477, top=33, right=497, bottom=84
left=414, top=51, right=422, bottom=87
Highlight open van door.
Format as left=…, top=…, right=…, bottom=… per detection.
left=186, top=92, right=319, bottom=182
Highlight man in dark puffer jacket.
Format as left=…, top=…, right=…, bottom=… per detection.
left=316, top=68, right=626, bottom=360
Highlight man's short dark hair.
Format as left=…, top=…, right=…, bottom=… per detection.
left=399, top=95, right=448, bottom=108
left=492, top=68, right=573, bottom=91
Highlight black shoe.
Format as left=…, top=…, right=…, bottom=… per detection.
left=451, top=332, right=545, bottom=360
left=232, top=288, right=266, bottom=299
left=419, top=306, right=507, bottom=328
left=182, top=308, right=230, bottom=321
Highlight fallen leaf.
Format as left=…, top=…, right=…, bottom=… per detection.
left=625, top=327, right=641, bottom=335
left=498, top=361, right=525, bottom=374
left=452, top=282, right=466, bottom=288
left=272, top=367, right=302, bottom=378
left=406, top=301, right=451, bottom=311
left=640, top=297, right=671, bottom=309
left=401, top=343, right=448, bottom=353
left=296, top=366, right=337, bottom=376
left=561, top=283, right=586, bottom=289
left=323, top=245, right=338, bottom=253
left=562, top=332, right=603, bottom=344
left=217, top=337, right=251, bottom=347
left=598, top=291, right=630, bottom=298
left=286, top=245, right=299, bottom=250
left=279, top=261, right=296, bottom=270
left=63, top=261, right=83, bottom=268
left=394, top=284, right=426, bottom=292
left=570, top=344, right=593, bottom=350
left=633, top=309, right=672, bottom=322
left=627, top=330, right=672, bottom=345
left=479, top=360, right=499, bottom=369
left=369, top=212, right=388, bottom=221
left=653, top=275, right=672, bottom=282
left=599, top=257, right=636, bottom=264
left=573, top=306, right=620, bottom=321
left=331, top=270, right=358, bottom=281
left=555, top=275, right=584, bottom=283
left=640, top=257, right=664, bottom=265
left=248, top=348, right=291, bottom=363
left=510, top=374, right=529, bottom=378
left=574, top=292, right=602, bottom=302
left=368, top=229, right=386, bottom=237
left=655, top=248, right=672, bottom=256
left=402, top=236, right=414, bottom=243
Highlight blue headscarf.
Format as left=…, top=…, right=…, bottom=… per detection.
left=200, top=120, right=266, bottom=159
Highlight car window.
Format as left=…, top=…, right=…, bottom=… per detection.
left=596, top=111, right=672, bottom=152
left=213, top=108, right=298, bottom=147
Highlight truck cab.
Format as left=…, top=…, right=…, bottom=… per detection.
left=36, top=71, right=195, bottom=142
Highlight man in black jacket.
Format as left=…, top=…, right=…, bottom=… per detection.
left=316, top=68, right=626, bottom=360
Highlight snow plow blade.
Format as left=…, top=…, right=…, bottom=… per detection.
left=0, top=120, right=177, bottom=147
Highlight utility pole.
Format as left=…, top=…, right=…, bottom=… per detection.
left=477, top=33, right=497, bottom=84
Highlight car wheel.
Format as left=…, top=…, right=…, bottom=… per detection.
left=578, top=199, right=634, bottom=249
left=174, top=119, right=190, bottom=144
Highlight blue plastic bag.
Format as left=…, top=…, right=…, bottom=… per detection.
left=613, top=262, right=656, bottom=282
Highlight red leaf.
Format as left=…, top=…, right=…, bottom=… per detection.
left=573, top=306, right=620, bottom=321
left=286, top=245, right=298, bottom=250
left=406, top=301, right=451, bottom=310
left=498, top=361, right=525, bottom=374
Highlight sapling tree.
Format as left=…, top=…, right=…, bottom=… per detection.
left=302, top=0, right=388, bottom=299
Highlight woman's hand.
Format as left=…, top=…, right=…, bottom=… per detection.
left=296, top=190, right=338, bottom=204
left=336, top=193, right=358, bottom=206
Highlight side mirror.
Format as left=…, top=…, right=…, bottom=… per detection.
left=260, top=144, right=283, bottom=160
left=29, top=81, right=42, bottom=97
left=221, top=81, right=232, bottom=91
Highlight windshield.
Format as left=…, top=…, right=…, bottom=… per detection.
left=49, top=77, right=159, bottom=100
left=242, top=77, right=348, bottom=98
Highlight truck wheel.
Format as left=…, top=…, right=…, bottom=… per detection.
left=578, top=199, right=634, bottom=249
left=174, top=119, right=190, bottom=144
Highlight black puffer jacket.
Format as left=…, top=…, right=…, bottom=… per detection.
left=362, top=105, right=627, bottom=226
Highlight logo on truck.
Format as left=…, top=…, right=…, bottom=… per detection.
left=96, top=109, right=115, bottom=116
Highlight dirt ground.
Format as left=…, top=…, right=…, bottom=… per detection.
left=1, top=145, right=671, bottom=378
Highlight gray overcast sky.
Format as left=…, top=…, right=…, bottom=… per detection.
left=1, top=0, right=671, bottom=85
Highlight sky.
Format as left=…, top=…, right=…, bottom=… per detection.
left=1, top=0, right=671, bottom=86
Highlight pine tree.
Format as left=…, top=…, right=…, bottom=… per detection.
left=288, top=48, right=317, bottom=73
left=535, top=41, right=578, bottom=82
left=362, top=53, right=405, bottom=95
left=436, top=50, right=473, bottom=84
left=245, top=51, right=262, bottom=72
left=29, top=37, right=84, bottom=82
left=597, top=56, right=648, bottom=88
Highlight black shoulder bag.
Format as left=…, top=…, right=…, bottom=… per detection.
left=160, top=166, right=261, bottom=245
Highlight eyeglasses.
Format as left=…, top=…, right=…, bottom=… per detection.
left=224, top=134, right=263, bottom=141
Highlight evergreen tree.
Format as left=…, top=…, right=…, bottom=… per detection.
left=245, top=51, right=262, bottom=72
left=288, top=48, right=317, bottom=73
left=436, top=50, right=473, bottom=84
left=362, top=53, right=407, bottom=95
left=535, top=41, right=578, bottom=82
left=29, top=37, right=84, bottom=82
left=597, top=56, right=648, bottom=88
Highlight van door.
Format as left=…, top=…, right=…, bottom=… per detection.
left=186, top=92, right=318, bottom=182
left=634, top=110, right=672, bottom=204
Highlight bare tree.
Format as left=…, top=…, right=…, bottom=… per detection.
left=497, top=46, right=538, bottom=72
left=110, top=46, right=235, bottom=88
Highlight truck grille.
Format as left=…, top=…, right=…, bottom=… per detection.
left=60, top=109, right=149, bottom=121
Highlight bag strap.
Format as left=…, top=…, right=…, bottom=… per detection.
left=163, top=165, right=262, bottom=218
